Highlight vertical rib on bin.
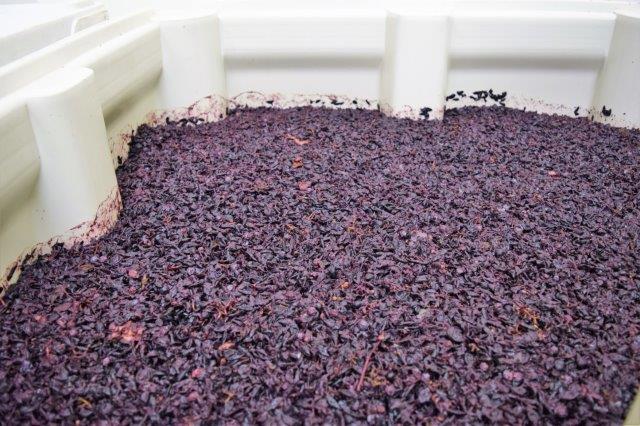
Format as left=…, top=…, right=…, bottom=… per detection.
left=25, top=67, right=118, bottom=245
left=380, top=11, right=450, bottom=120
left=157, top=11, right=227, bottom=117
left=592, top=10, right=640, bottom=128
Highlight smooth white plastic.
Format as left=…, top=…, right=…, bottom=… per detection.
left=1, top=0, right=640, bottom=295
left=157, top=11, right=226, bottom=109
left=593, top=10, right=640, bottom=128
left=381, top=12, right=450, bottom=119
left=0, top=0, right=107, bottom=67
left=24, top=67, right=115, bottom=238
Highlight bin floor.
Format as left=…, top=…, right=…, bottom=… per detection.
left=1, top=106, right=639, bottom=423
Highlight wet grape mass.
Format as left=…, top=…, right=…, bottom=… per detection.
left=1, top=106, right=639, bottom=423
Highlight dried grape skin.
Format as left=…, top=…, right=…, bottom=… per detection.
left=0, top=106, right=639, bottom=425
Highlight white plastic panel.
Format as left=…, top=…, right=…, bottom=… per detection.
left=69, top=22, right=162, bottom=115
left=221, top=9, right=384, bottom=99
left=221, top=11, right=385, bottom=57
left=0, top=11, right=154, bottom=97
left=226, top=56, right=382, bottom=100
left=449, top=12, right=614, bottom=59
left=0, top=0, right=107, bottom=67
left=0, top=101, right=39, bottom=217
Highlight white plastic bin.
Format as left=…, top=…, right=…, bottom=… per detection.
left=3, top=0, right=640, bottom=295
left=1, top=1, right=640, bottom=422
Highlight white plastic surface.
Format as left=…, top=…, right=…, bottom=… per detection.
left=1, top=0, right=640, bottom=294
left=381, top=12, right=450, bottom=119
left=157, top=10, right=226, bottom=109
left=0, top=0, right=108, bottom=67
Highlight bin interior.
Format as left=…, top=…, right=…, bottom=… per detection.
left=0, top=1, right=639, bottom=423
